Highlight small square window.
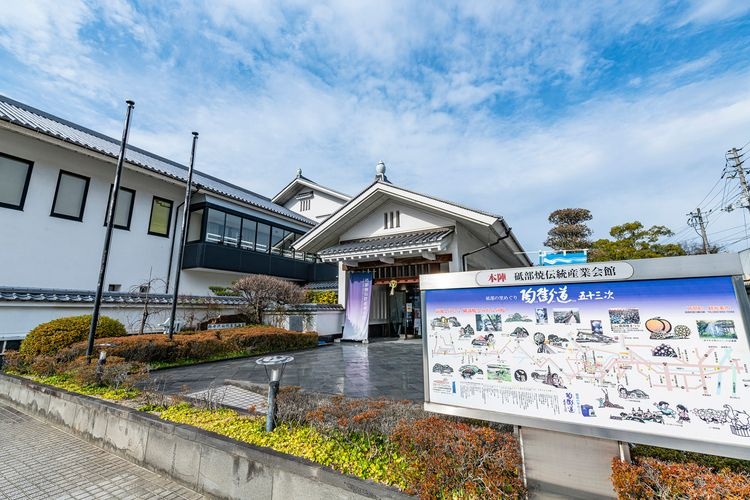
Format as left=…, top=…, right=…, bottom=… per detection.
left=104, top=186, right=136, bottom=230
left=51, top=170, right=90, bottom=221
left=139, top=285, right=150, bottom=294
left=0, top=152, right=34, bottom=210
left=108, top=284, right=122, bottom=292
left=148, top=196, right=173, bottom=237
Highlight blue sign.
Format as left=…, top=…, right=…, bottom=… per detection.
left=541, top=251, right=587, bottom=266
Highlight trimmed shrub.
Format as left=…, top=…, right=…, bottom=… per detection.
left=631, top=444, right=750, bottom=474
left=20, top=314, right=127, bottom=357
left=59, top=326, right=317, bottom=364
left=391, top=415, right=525, bottom=499
left=611, top=457, right=750, bottom=499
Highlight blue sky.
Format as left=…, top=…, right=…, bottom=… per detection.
left=2, top=1, right=750, bottom=255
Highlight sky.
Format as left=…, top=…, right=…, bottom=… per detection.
left=2, top=0, right=750, bottom=256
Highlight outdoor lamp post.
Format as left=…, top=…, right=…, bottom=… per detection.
left=256, top=355, right=294, bottom=432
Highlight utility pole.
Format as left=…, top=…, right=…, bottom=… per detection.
left=687, top=208, right=710, bottom=254
left=727, top=148, right=750, bottom=215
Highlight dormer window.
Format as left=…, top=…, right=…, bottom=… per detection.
left=384, top=210, right=400, bottom=229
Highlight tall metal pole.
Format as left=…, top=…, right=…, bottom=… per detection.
left=168, top=132, right=199, bottom=340
left=87, top=100, right=135, bottom=361
left=729, top=148, right=750, bottom=215
left=687, top=208, right=710, bottom=254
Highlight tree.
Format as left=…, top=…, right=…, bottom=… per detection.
left=544, top=208, right=593, bottom=250
left=679, top=241, right=721, bottom=255
left=588, top=221, right=686, bottom=262
left=232, top=274, right=306, bottom=324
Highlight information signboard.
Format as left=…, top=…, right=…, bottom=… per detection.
left=420, top=254, right=750, bottom=458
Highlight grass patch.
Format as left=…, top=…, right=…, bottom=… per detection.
left=160, top=403, right=409, bottom=489
left=28, top=373, right=140, bottom=400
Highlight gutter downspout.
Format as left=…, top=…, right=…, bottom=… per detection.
left=461, top=221, right=512, bottom=272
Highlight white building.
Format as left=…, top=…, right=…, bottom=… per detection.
left=294, top=163, right=531, bottom=338
left=0, top=95, right=530, bottom=346
left=0, top=95, right=335, bottom=343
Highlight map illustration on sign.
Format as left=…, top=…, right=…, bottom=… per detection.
left=424, top=274, right=750, bottom=450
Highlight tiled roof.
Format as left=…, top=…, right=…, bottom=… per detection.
left=0, top=287, right=248, bottom=306
left=269, top=303, right=344, bottom=312
left=303, top=280, right=339, bottom=291
left=319, top=228, right=454, bottom=259
left=0, top=95, right=315, bottom=226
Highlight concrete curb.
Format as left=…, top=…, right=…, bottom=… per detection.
left=0, top=373, right=412, bottom=500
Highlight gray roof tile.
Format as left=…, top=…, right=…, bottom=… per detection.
left=0, top=95, right=315, bottom=225
left=319, top=228, right=454, bottom=257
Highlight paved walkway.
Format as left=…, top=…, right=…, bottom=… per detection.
left=149, top=338, right=425, bottom=401
left=0, top=402, right=203, bottom=500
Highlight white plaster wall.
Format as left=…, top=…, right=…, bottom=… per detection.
left=282, top=188, right=346, bottom=222
left=179, top=268, right=246, bottom=296
left=263, top=309, right=344, bottom=335
left=0, top=130, right=184, bottom=292
left=455, top=223, right=517, bottom=271
left=339, top=201, right=454, bottom=241
left=0, top=302, right=240, bottom=338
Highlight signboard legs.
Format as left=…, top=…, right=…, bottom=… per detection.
left=518, top=426, right=627, bottom=499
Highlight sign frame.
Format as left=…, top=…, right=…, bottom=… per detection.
left=420, top=254, right=750, bottom=460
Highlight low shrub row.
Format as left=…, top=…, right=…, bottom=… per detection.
left=611, top=456, right=750, bottom=498
left=159, top=396, right=525, bottom=499
left=60, top=326, right=318, bottom=364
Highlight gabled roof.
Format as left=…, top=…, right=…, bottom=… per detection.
left=272, top=171, right=351, bottom=205
left=0, top=94, right=315, bottom=226
left=294, top=180, right=531, bottom=266
left=319, top=228, right=454, bottom=262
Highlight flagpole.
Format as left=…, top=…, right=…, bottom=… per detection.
left=87, top=100, right=135, bottom=361
left=168, top=132, right=199, bottom=340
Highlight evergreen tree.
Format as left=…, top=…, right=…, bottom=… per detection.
left=544, top=208, right=593, bottom=250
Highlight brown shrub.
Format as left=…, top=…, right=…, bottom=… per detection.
left=391, top=416, right=525, bottom=499
left=611, top=457, right=750, bottom=499
left=66, top=356, right=148, bottom=388
left=59, top=326, right=317, bottom=364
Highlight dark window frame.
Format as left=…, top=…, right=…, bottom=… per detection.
left=0, top=151, right=34, bottom=211
left=50, top=169, right=90, bottom=222
left=103, top=185, right=136, bottom=230
left=147, top=196, right=173, bottom=237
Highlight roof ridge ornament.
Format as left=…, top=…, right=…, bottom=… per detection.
left=296, top=168, right=302, bottom=178
left=375, top=161, right=389, bottom=183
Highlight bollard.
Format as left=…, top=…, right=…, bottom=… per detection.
left=255, top=355, right=294, bottom=432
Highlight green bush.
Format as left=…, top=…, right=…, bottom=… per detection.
left=19, top=314, right=127, bottom=357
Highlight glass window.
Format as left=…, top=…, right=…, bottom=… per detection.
left=281, top=230, right=296, bottom=258
left=148, top=197, right=173, bottom=236
left=270, top=226, right=284, bottom=255
left=51, top=170, right=90, bottom=221
left=187, top=209, right=203, bottom=242
left=224, top=213, right=241, bottom=246
left=0, top=153, right=33, bottom=210
left=241, top=219, right=257, bottom=250
left=104, top=186, right=135, bottom=230
left=205, top=208, right=225, bottom=243
left=256, top=223, right=270, bottom=253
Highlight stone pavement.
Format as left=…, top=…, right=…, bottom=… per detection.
left=0, top=402, right=204, bottom=500
left=149, top=338, right=425, bottom=401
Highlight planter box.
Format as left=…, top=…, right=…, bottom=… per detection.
left=0, top=373, right=409, bottom=500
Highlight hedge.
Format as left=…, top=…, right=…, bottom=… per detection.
left=60, top=326, right=317, bottom=364
left=19, top=314, right=127, bottom=356
left=612, top=457, right=750, bottom=498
